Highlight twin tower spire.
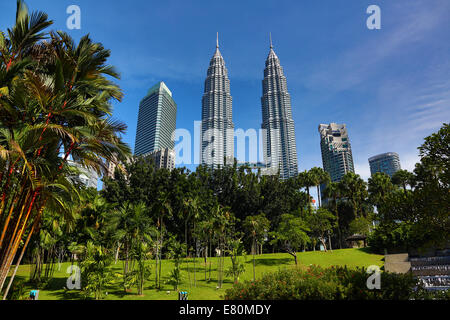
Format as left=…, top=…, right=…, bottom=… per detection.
left=200, top=33, right=298, bottom=179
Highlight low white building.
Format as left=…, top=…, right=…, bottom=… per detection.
left=67, top=160, right=98, bottom=189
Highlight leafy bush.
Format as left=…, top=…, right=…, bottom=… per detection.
left=80, top=242, right=115, bottom=300
left=5, top=279, right=26, bottom=300
left=225, top=267, right=341, bottom=300
left=367, top=222, right=434, bottom=253
left=168, top=266, right=182, bottom=291
left=224, top=265, right=448, bottom=300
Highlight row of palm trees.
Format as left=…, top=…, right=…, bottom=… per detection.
left=296, top=167, right=331, bottom=209
left=0, top=1, right=130, bottom=298
left=297, top=167, right=370, bottom=249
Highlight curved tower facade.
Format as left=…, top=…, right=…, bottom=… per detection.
left=318, top=123, right=354, bottom=182
left=201, top=35, right=234, bottom=167
left=261, top=40, right=298, bottom=179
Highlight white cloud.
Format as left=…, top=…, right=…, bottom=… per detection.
left=304, top=1, right=449, bottom=94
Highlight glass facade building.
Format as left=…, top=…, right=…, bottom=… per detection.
left=134, top=81, right=177, bottom=158
left=368, top=152, right=401, bottom=177
left=200, top=36, right=234, bottom=168
left=261, top=41, right=298, bottom=179
left=319, top=123, right=355, bottom=182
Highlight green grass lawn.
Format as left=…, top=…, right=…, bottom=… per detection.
left=8, top=248, right=383, bottom=300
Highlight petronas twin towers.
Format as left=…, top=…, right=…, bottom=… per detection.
left=200, top=34, right=298, bottom=179
left=200, top=35, right=234, bottom=168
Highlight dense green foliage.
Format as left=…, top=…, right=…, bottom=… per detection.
left=1, top=1, right=448, bottom=300
left=224, top=265, right=448, bottom=300
left=0, top=0, right=130, bottom=298
left=368, top=123, right=450, bottom=253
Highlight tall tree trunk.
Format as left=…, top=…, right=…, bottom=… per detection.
left=204, top=244, right=207, bottom=281
left=155, top=228, right=159, bottom=289
left=158, top=218, right=163, bottom=290
left=208, top=237, right=211, bottom=281
left=317, top=185, right=321, bottom=207
left=185, top=220, right=191, bottom=288
left=252, top=237, right=256, bottom=281
left=328, top=233, right=333, bottom=251
left=321, top=237, right=327, bottom=252
left=2, top=214, right=38, bottom=299
left=334, top=198, right=342, bottom=249
left=124, top=243, right=129, bottom=275
left=306, top=187, right=311, bottom=214
left=193, top=222, right=196, bottom=287
left=115, top=242, right=120, bottom=265
left=193, top=242, right=196, bottom=287
left=0, top=190, right=39, bottom=292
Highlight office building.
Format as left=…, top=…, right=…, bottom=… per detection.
left=319, top=123, right=355, bottom=182
left=134, top=81, right=177, bottom=158
left=368, top=152, right=401, bottom=177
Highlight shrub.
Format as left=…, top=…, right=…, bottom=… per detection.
left=80, top=242, right=115, bottom=300
left=367, top=222, right=434, bottom=253
left=224, top=265, right=449, bottom=300
left=225, top=266, right=342, bottom=300
left=5, top=279, right=26, bottom=300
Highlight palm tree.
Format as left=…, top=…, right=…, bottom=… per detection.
left=0, top=1, right=130, bottom=296
left=244, top=213, right=270, bottom=281
left=152, top=191, right=172, bottom=289
left=391, top=169, right=415, bottom=192
left=106, top=201, right=154, bottom=292
left=297, top=170, right=315, bottom=214
left=309, top=167, right=330, bottom=207
left=211, top=204, right=231, bottom=289
left=186, top=196, right=201, bottom=286
left=323, top=182, right=343, bottom=249
left=339, top=172, right=368, bottom=219
left=182, top=196, right=201, bottom=287
left=368, top=172, right=395, bottom=205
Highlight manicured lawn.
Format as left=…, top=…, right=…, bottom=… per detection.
left=8, top=248, right=383, bottom=300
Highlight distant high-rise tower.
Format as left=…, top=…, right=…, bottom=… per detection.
left=200, top=33, right=234, bottom=168
left=261, top=35, right=298, bottom=179
left=369, top=152, right=401, bottom=177
left=134, top=81, right=177, bottom=168
left=319, top=123, right=354, bottom=182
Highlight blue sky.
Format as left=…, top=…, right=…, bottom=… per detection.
left=1, top=0, right=449, bottom=185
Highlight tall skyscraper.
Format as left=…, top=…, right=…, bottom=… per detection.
left=261, top=36, right=298, bottom=179
left=319, top=123, right=355, bottom=182
left=134, top=81, right=177, bottom=168
left=369, top=152, right=401, bottom=177
left=200, top=33, right=234, bottom=168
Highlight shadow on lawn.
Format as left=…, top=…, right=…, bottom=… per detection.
left=43, top=277, right=84, bottom=300
left=250, top=257, right=292, bottom=266
left=356, top=247, right=377, bottom=254
left=179, top=265, right=218, bottom=273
